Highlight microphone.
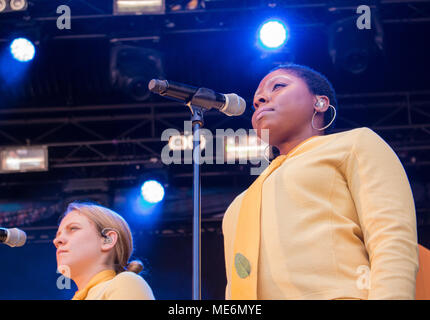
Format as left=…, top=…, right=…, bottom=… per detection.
left=148, top=79, right=246, bottom=116
left=0, top=227, right=27, bottom=247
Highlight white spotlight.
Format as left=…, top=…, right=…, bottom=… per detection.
left=141, top=180, right=165, bottom=204
left=10, top=37, right=36, bottom=62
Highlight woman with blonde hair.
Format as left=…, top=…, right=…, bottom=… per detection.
left=54, top=202, right=155, bottom=300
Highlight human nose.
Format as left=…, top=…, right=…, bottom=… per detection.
left=53, top=235, right=65, bottom=248
left=253, top=92, right=270, bottom=109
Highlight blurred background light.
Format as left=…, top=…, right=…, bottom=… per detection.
left=114, top=0, right=165, bottom=15
left=9, top=37, right=35, bottom=62
left=10, top=0, right=27, bottom=11
left=0, top=146, right=48, bottom=173
left=0, top=0, right=28, bottom=13
left=225, top=134, right=270, bottom=162
left=141, top=179, right=165, bottom=204
left=258, top=19, right=289, bottom=50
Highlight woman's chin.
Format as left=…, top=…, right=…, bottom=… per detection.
left=254, top=120, right=272, bottom=132
left=253, top=127, right=270, bottom=142
left=57, top=262, right=73, bottom=277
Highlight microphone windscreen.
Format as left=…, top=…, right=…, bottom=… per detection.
left=148, top=79, right=168, bottom=94
left=6, top=228, right=27, bottom=247
left=221, top=94, right=246, bottom=116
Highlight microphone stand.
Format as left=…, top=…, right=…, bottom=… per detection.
left=154, top=85, right=224, bottom=300
left=186, top=88, right=218, bottom=300
left=190, top=105, right=205, bottom=300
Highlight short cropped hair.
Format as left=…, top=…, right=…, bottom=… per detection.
left=270, top=64, right=338, bottom=131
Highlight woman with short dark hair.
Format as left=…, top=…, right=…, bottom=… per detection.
left=222, top=64, right=418, bottom=300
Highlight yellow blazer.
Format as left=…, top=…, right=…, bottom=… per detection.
left=223, top=127, right=419, bottom=299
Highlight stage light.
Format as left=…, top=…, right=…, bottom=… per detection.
left=9, top=37, right=35, bottom=62
left=10, top=0, right=27, bottom=11
left=328, top=16, right=384, bottom=74
left=258, top=19, right=289, bottom=50
left=114, top=0, right=165, bottom=15
left=140, top=180, right=165, bottom=204
left=0, top=0, right=27, bottom=13
left=168, top=134, right=207, bottom=151
left=0, top=146, right=48, bottom=173
left=0, top=0, right=6, bottom=12
left=110, top=45, right=164, bottom=101
left=225, top=134, right=270, bottom=162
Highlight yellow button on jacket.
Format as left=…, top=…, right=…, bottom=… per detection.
left=222, top=127, right=419, bottom=300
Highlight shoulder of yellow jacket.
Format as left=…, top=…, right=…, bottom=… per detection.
left=331, top=127, right=383, bottom=148
left=113, top=270, right=143, bottom=281
left=228, top=189, right=247, bottom=210
left=335, top=126, right=373, bottom=139
left=346, top=126, right=391, bottom=148
left=107, top=271, right=155, bottom=299
left=111, top=271, right=148, bottom=287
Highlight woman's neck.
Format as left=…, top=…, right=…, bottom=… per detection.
left=73, top=265, right=114, bottom=291
left=277, top=128, right=323, bottom=156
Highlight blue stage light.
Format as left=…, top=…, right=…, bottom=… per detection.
left=9, top=38, right=35, bottom=62
left=258, top=19, right=289, bottom=50
left=140, top=180, right=165, bottom=204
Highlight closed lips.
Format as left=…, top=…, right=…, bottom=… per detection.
left=255, top=107, right=275, bottom=121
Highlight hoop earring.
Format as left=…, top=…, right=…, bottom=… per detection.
left=312, top=104, right=336, bottom=131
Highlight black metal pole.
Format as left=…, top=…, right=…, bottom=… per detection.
left=191, top=107, right=204, bottom=300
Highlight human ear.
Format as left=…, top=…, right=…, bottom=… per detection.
left=314, top=95, right=330, bottom=112
left=101, top=229, right=118, bottom=251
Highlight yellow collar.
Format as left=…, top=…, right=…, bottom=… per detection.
left=231, top=134, right=320, bottom=299
left=283, top=135, right=320, bottom=159
left=72, top=269, right=116, bottom=300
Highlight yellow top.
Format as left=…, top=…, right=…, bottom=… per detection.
left=72, top=270, right=155, bottom=300
left=222, top=127, right=419, bottom=300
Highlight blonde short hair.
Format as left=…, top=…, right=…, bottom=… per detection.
left=61, top=202, right=143, bottom=274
